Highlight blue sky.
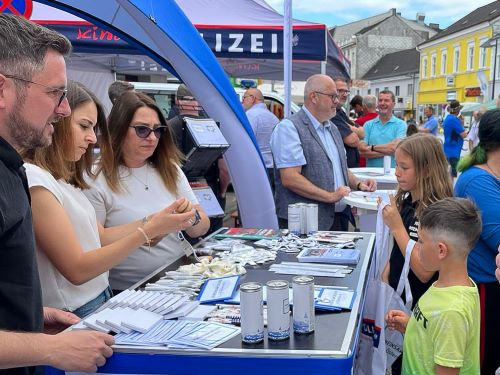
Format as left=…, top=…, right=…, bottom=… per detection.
left=266, top=0, right=493, bottom=30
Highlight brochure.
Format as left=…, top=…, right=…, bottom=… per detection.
left=214, top=228, right=283, bottom=240
left=197, top=275, right=240, bottom=303
left=297, top=247, right=361, bottom=265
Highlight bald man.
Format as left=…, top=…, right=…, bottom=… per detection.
left=242, top=88, right=279, bottom=187
left=270, top=74, right=376, bottom=231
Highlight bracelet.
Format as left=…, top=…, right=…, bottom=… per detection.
left=356, top=181, right=362, bottom=191
left=371, top=144, right=375, bottom=152
left=137, top=227, right=151, bottom=252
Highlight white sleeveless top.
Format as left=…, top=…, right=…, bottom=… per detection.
left=25, top=163, right=108, bottom=311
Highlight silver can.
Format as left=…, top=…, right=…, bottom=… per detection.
left=292, top=275, right=315, bottom=334
left=266, top=280, right=290, bottom=341
left=306, top=203, right=318, bottom=234
left=240, top=282, right=264, bottom=343
left=288, top=204, right=301, bottom=235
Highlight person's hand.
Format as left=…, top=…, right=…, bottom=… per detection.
left=43, top=307, right=80, bottom=334
left=331, top=186, right=351, bottom=203
left=386, top=310, right=409, bottom=334
left=148, top=198, right=196, bottom=236
left=496, top=245, right=500, bottom=283
left=387, top=139, right=400, bottom=154
left=381, top=195, right=403, bottom=231
left=46, top=330, right=114, bottom=372
left=358, top=179, right=377, bottom=192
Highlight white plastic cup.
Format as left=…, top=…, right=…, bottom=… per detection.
left=383, top=155, right=391, bottom=175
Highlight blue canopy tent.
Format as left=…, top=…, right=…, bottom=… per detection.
left=27, top=0, right=278, bottom=228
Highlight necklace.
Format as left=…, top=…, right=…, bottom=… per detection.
left=130, top=164, right=150, bottom=191
left=485, top=162, right=500, bottom=179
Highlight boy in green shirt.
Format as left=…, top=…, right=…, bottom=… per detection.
left=386, top=197, right=481, bottom=375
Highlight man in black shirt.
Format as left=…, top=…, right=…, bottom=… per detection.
left=330, top=78, right=364, bottom=168
left=0, top=14, right=113, bottom=374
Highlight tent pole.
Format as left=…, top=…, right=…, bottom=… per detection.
left=283, top=0, right=292, bottom=118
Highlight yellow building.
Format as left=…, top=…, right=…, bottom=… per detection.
left=417, top=1, right=500, bottom=115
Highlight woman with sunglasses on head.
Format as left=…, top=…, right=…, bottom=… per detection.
left=23, top=82, right=197, bottom=318
left=85, top=91, right=209, bottom=293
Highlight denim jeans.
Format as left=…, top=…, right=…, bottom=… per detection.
left=72, top=286, right=113, bottom=318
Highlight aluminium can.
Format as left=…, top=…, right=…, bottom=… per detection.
left=306, top=203, right=318, bottom=234
left=288, top=204, right=301, bottom=235
left=292, top=275, right=315, bottom=334
left=240, top=282, right=264, bottom=343
left=266, top=280, right=290, bottom=341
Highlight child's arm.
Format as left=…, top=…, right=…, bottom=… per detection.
left=435, top=365, right=460, bottom=375
left=382, top=196, right=435, bottom=283
left=385, top=310, right=409, bottom=333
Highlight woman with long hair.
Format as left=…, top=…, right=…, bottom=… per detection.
left=381, top=133, right=454, bottom=374
left=455, top=109, right=500, bottom=375
left=85, top=91, right=209, bottom=292
left=24, top=81, right=195, bottom=317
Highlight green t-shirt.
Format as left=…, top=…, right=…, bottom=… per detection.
left=402, top=279, right=480, bottom=375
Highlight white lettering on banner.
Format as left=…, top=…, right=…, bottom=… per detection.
left=271, top=34, right=278, bottom=53
left=228, top=34, right=244, bottom=53
left=216, top=34, right=222, bottom=52
left=199, top=32, right=279, bottom=54
left=251, top=34, right=264, bottom=53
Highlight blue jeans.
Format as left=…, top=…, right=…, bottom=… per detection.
left=72, top=286, right=113, bottom=318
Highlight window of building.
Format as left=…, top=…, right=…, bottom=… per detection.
left=467, top=43, right=475, bottom=70
left=375, top=88, right=380, bottom=96
left=395, top=86, right=400, bottom=96
left=408, top=83, right=414, bottom=95
left=453, top=46, right=460, bottom=73
left=431, top=53, right=437, bottom=77
left=367, top=89, right=371, bottom=95
left=441, top=49, right=447, bottom=75
left=422, top=56, right=428, bottom=78
left=479, top=38, right=488, bottom=68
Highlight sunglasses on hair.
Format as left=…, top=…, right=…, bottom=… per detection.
left=129, top=125, right=167, bottom=139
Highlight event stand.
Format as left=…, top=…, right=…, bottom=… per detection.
left=46, top=230, right=375, bottom=375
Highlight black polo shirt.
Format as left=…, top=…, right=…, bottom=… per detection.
left=331, top=109, right=360, bottom=168
left=0, top=137, right=43, bottom=375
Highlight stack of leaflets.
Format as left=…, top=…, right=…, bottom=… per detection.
left=114, top=319, right=240, bottom=349
left=297, top=247, right=361, bottom=265
left=214, top=228, right=284, bottom=240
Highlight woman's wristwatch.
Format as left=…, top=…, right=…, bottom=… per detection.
left=192, top=209, right=201, bottom=226
left=356, top=181, right=363, bottom=191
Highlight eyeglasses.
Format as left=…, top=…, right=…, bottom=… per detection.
left=338, top=89, right=350, bottom=96
left=4, top=74, right=67, bottom=107
left=130, top=125, right=167, bottom=139
left=314, top=91, right=339, bottom=102
left=242, top=95, right=255, bottom=101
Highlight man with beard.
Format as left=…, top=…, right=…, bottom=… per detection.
left=270, top=74, right=376, bottom=231
left=0, top=14, right=113, bottom=375
left=359, top=90, right=407, bottom=168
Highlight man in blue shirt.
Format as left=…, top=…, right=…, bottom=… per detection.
left=443, top=100, right=467, bottom=177
left=359, top=90, right=407, bottom=167
left=418, top=106, right=438, bottom=136
left=242, top=88, right=279, bottom=188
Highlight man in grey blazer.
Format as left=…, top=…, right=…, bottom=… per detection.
left=270, top=74, right=376, bottom=231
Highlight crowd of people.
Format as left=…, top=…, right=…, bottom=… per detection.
left=0, top=12, right=499, bottom=375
